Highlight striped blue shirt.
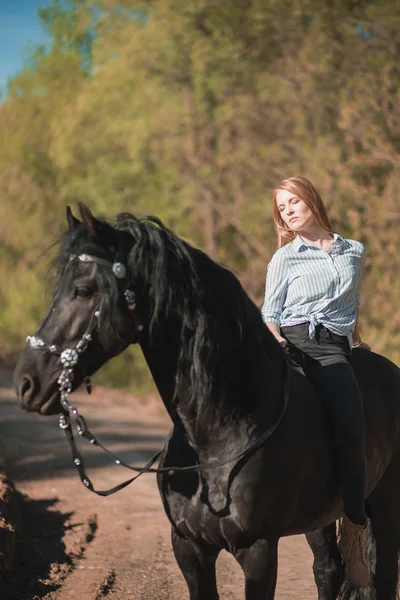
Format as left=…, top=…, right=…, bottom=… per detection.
left=261, top=234, right=365, bottom=338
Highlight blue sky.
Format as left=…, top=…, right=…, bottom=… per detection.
left=0, top=0, right=50, bottom=94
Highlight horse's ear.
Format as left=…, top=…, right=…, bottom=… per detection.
left=78, top=202, right=102, bottom=239
left=66, top=206, right=81, bottom=230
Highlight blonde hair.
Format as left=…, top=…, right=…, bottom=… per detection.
left=272, top=176, right=333, bottom=248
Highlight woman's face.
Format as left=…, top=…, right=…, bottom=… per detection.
left=276, top=189, right=314, bottom=232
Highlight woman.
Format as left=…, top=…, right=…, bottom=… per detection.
left=261, top=176, right=370, bottom=588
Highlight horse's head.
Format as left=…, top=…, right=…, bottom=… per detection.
left=14, top=202, right=257, bottom=420
left=13, top=203, right=143, bottom=415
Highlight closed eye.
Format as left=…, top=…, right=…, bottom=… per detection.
left=74, top=286, right=92, bottom=298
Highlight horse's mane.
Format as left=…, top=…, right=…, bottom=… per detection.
left=114, top=213, right=270, bottom=414
left=56, top=212, right=273, bottom=415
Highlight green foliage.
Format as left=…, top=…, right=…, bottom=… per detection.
left=1, top=0, right=400, bottom=388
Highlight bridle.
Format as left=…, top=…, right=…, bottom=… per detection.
left=26, top=251, right=291, bottom=497
left=27, top=253, right=139, bottom=415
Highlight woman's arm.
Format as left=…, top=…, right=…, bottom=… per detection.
left=352, top=244, right=370, bottom=350
left=261, top=251, right=289, bottom=348
left=352, top=307, right=371, bottom=350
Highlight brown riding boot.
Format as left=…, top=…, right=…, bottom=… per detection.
left=338, top=515, right=370, bottom=588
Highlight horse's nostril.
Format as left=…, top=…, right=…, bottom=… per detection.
left=19, top=375, right=37, bottom=404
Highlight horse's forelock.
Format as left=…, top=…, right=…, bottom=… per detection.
left=50, top=224, right=121, bottom=332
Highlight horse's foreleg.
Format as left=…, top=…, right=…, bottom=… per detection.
left=306, top=523, right=344, bottom=600
left=171, top=527, right=220, bottom=600
left=235, top=538, right=278, bottom=600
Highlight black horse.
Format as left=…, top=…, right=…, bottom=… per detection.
left=13, top=204, right=400, bottom=600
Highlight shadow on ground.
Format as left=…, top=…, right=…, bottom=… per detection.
left=0, top=394, right=169, bottom=484
left=2, top=494, right=94, bottom=600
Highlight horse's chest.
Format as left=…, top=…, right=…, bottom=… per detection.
left=165, top=481, right=220, bottom=537
left=161, top=472, right=260, bottom=549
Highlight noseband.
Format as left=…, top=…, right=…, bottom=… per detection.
left=26, top=252, right=291, bottom=497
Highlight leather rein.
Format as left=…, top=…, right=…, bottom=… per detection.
left=26, top=252, right=291, bottom=496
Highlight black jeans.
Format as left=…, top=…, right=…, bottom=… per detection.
left=281, top=323, right=367, bottom=526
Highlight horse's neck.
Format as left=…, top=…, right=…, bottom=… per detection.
left=140, top=323, right=285, bottom=455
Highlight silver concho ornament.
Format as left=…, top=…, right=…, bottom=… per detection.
left=112, top=262, right=126, bottom=279
left=60, top=348, right=79, bottom=368
left=124, top=290, right=136, bottom=308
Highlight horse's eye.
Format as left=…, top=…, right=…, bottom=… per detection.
left=75, top=286, right=91, bottom=298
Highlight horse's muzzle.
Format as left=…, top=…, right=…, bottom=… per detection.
left=16, top=373, right=39, bottom=409
left=13, top=370, right=59, bottom=414
left=13, top=348, right=62, bottom=415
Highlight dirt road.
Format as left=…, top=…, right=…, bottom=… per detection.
left=0, top=366, right=317, bottom=599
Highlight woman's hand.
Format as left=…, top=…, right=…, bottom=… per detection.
left=275, top=336, right=289, bottom=351
left=264, top=322, right=289, bottom=352
left=352, top=340, right=371, bottom=351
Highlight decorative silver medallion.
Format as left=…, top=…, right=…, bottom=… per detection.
left=60, top=348, right=79, bottom=368
left=112, top=262, right=126, bottom=279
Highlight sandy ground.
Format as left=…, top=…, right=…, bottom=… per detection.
left=0, top=366, right=317, bottom=599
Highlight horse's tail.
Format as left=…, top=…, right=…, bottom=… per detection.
left=337, top=519, right=376, bottom=600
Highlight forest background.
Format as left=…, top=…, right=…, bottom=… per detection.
left=1, top=0, right=399, bottom=393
